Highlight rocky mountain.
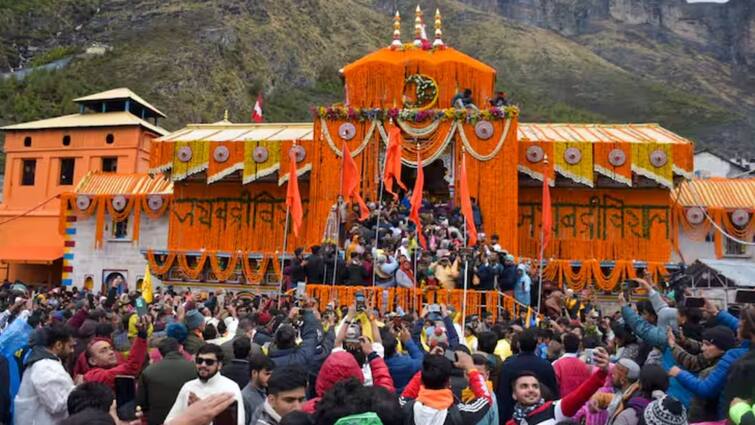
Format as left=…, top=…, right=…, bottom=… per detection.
left=0, top=0, right=752, bottom=171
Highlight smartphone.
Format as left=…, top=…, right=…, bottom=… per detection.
left=296, top=282, right=307, bottom=301
left=428, top=304, right=441, bottom=313
left=213, top=400, right=238, bottom=425
left=684, top=297, right=705, bottom=308
left=114, top=375, right=137, bottom=420
left=355, top=293, right=366, bottom=312
left=584, top=348, right=594, bottom=365
left=735, top=290, right=755, bottom=304
left=135, top=297, right=148, bottom=317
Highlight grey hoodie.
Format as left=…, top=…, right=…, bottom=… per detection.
left=648, top=290, right=678, bottom=331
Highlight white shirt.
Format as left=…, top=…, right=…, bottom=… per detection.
left=165, top=372, right=245, bottom=425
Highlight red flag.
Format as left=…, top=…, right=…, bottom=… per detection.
left=251, top=93, right=263, bottom=123
left=341, top=142, right=369, bottom=221
left=541, top=171, right=553, bottom=254
left=409, top=157, right=426, bottom=249
left=286, top=148, right=303, bottom=237
left=459, top=155, right=478, bottom=246
left=383, top=125, right=407, bottom=199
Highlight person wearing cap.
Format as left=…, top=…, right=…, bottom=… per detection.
left=183, top=309, right=206, bottom=355
left=583, top=358, right=641, bottom=425
left=668, top=322, right=749, bottom=421
left=498, top=255, right=518, bottom=296
left=643, top=395, right=688, bottom=425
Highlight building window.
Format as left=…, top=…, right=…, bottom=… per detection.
left=112, top=219, right=129, bottom=239
left=21, top=159, right=36, bottom=185
left=106, top=133, right=114, bottom=144
left=724, top=237, right=747, bottom=256
left=59, top=158, right=75, bottom=185
left=102, top=157, right=118, bottom=172
left=62, top=135, right=71, bottom=146
left=23, top=136, right=32, bottom=147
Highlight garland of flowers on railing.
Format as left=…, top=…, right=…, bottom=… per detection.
left=209, top=252, right=240, bottom=281
left=177, top=252, right=209, bottom=280
left=311, top=105, right=518, bottom=123
left=457, top=119, right=513, bottom=161
left=146, top=250, right=177, bottom=275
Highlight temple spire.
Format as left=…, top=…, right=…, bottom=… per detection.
left=433, top=8, right=444, bottom=47
left=391, top=10, right=402, bottom=47
left=414, top=5, right=423, bottom=46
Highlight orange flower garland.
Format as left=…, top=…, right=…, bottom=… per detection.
left=241, top=254, right=271, bottom=285
left=177, top=252, right=209, bottom=280
left=209, top=253, right=240, bottom=281
left=146, top=250, right=176, bottom=275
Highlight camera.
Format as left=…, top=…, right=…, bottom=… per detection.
left=355, top=292, right=366, bottom=312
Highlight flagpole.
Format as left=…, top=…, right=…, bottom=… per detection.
left=279, top=205, right=290, bottom=308
left=461, top=152, right=469, bottom=332
left=372, top=128, right=391, bottom=288
left=536, top=156, right=549, bottom=314
left=333, top=144, right=346, bottom=289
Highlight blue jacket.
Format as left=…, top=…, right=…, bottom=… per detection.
left=385, top=338, right=423, bottom=394
left=0, top=312, right=33, bottom=423
left=268, top=310, right=320, bottom=368
left=675, top=310, right=746, bottom=419
left=622, top=306, right=692, bottom=407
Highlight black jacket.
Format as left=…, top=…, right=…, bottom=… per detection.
left=221, top=359, right=250, bottom=389
left=499, top=264, right=518, bottom=291
left=345, top=262, right=368, bottom=286
left=304, top=254, right=324, bottom=283
left=496, top=352, right=559, bottom=422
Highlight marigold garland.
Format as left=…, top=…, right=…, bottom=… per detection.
left=146, top=250, right=177, bottom=275
left=209, top=252, right=240, bottom=281
left=312, top=105, right=518, bottom=123
left=177, top=252, right=209, bottom=280
left=241, top=254, right=271, bottom=285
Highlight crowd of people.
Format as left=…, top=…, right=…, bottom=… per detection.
left=0, top=272, right=753, bottom=425
left=286, top=195, right=534, bottom=307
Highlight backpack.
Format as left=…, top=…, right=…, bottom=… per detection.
left=403, top=400, right=463, bottom=425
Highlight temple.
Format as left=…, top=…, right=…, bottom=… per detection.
left=2, top=8, right=751, bottom=313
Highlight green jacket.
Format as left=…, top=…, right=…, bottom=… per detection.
left=136, top=352, right=197, bottom=425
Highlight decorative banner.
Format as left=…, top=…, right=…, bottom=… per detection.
left=672, top=143, right=694, bottom=179
left=322, top=118, right=376, bottom=157
left=631, top=142, right=673, bottom=188
left=168, top=182, right=310, bottom=252
left=593, top=142, right=632, bottom=186
left=377, top=120, right=456, bottom=167
left=208, top=141, right=244, bottom=184
left=554, top=142, right=594, bottom=187
left=149, top=141, right=175, bottom=173
left=457, top=119, right=512, bottom=162
left=278, top=140, right=312, bottom=186
left=518, top=141, right=555, bottom=184
left=242, top=140, right=280, bottom=184
left=172, top=141, right=209, bottom=181
left=518, top=187, right=672, bottom=262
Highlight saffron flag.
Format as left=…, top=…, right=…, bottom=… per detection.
left=341, top=142, right=369, bottom=221
left=459, top=155, right=478, bottom=246
left=286, top=148, right=303, bottom=237
left=409, top=156, right=427, bottom=249
left=383, top=126, right=407, bottom=199
left=141, top=264, right=153, bottom=303
left=251, top=93, right=263, bottom=123
left=541, top=169, right=553, bottom=254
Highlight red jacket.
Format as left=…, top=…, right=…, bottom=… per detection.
left=506, top=368, right=607, bottom=425
left=553, top=354, right=592, bottom=397
left=301, top=351, right=395, bottom=413
left=83, top=336, right=148, bottom=390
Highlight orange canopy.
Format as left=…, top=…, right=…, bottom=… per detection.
left=0, top=245, right=64, bottom=264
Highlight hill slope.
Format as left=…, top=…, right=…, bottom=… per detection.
left=0, top=0, right=752, bottom=171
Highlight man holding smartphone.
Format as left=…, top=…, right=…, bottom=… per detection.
left=166, top=343, right=244, bottom=425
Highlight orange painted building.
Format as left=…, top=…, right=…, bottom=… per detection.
left=0, top=88, right=168, bottom=285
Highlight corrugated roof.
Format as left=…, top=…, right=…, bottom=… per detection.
left=157, top=122, right=313, bottom=142
left=0, top=245, right=64, bottom=263
left=74, top=172, right=173, bottom=195
left=673, top=178, right=755, bottom=209
left=0, top=111, right=169, bottom=135
left=517, top=123, right=692, bottom=144
left=74, top=88, right=166, bottom=118
left=698, top=258, right=755, bottom=287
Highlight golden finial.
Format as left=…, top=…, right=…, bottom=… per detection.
left=414, top=5, right=423, bottom=46
left=223, top=109, right=229, bottom=121
left=391, top=10, right=402, bottom=47
left=433, top=8, right=444, bottom=47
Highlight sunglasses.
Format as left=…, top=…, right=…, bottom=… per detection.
left=196, top=357, right=217, bottom=366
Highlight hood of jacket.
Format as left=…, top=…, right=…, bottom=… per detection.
left=315, top=351, right=364, bottom=397
left=413, top=401, right=448, bottom=425
left=24, top=345, right=59, bottom=368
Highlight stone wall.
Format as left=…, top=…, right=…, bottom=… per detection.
left=70, top=212, right=168, bottom=293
